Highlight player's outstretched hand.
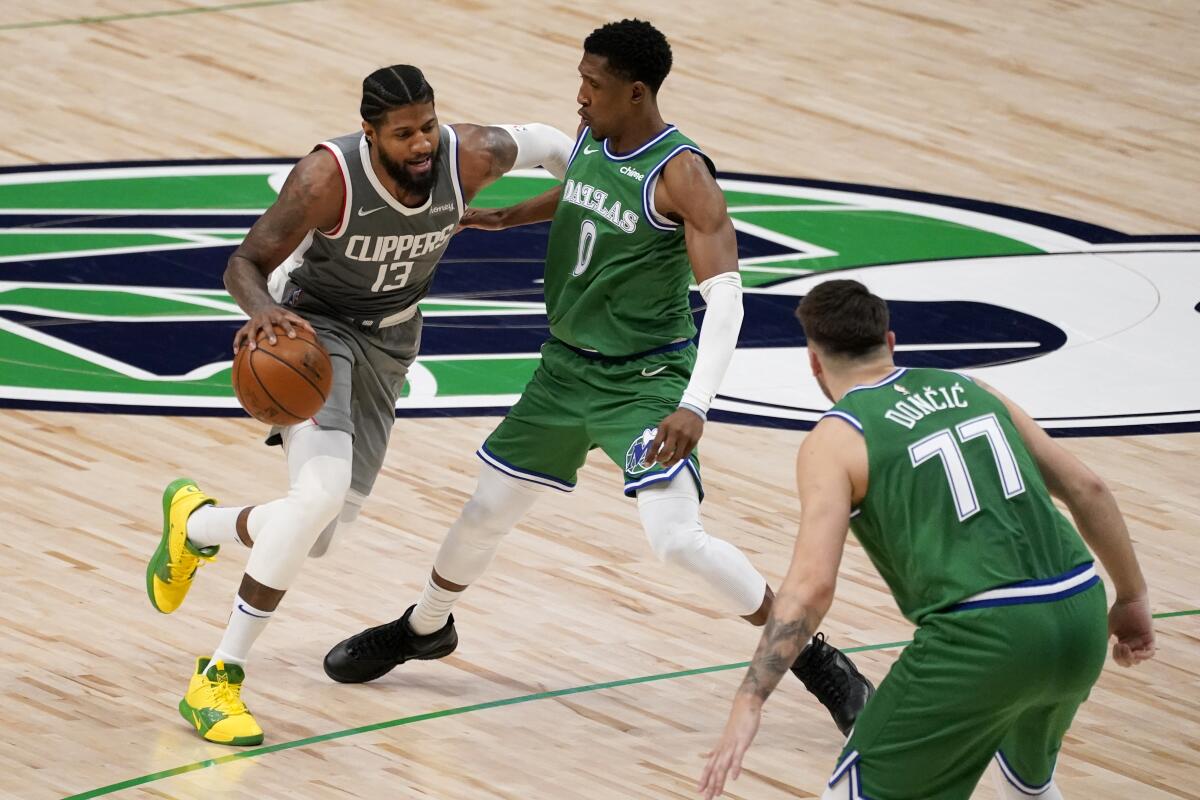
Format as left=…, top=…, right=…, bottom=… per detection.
left=698, top=696, right=762, bottom=800
left=457, top=207, right=508, bottom=232
left=646, top=408, right=705, bottom=469
left=233, top=305, right=315, bottom=353
left=1108, top=594, right=1156, bottom=667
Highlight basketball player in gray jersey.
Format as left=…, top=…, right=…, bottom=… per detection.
left=143, top=65, right=576, bottom=746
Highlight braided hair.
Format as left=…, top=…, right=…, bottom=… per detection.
left=360, top=65, right=435, bottom=125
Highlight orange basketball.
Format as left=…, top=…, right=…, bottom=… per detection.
left=231, top=326, right=333, bottom=426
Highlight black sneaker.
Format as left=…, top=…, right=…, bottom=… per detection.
left=790, top=632, right=875, bottom=735
left=323, top=605, right=458, bottom=684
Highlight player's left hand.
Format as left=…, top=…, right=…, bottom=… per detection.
left=698, top=696, right=763, bottom=799
left=646, top=408, right=704, bottom=468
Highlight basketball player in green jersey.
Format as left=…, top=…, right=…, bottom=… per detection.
left=325, top=20, right=874, bottom=734
left=700, top=280, right=1157, bottom=799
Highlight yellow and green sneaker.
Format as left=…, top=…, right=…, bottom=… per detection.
left=146, top=478, right=218, bottom=614
left=179, top=657, right=264, bottom=746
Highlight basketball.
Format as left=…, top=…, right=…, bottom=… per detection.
left=231, top=326, right=333, bottom=426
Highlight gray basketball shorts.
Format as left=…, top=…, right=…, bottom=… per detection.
left=265, top=308, right=421, bottom=496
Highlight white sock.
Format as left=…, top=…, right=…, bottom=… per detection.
left=409, top=576, right=462, bottom=635
left=187, top=505, right=248, bottom=549
left=210, top=595, right=274, bottom=667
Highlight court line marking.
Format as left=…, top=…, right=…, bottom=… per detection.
left=0, top=0, right=317, bottom=32
left=59, top=609, right=1198, bottom=799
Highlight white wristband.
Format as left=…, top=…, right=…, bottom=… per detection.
left=496, top=123, right=574, bottom=180
left=680, top=271, right=743, bottom=417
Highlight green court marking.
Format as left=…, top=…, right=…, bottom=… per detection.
left=0, top=0, right=317, bottom=32
left=59, top=614, right=1194, bottom=799
left=0, top=175, right=276, bottom=210
left=0, top=232, right=185, bottom=258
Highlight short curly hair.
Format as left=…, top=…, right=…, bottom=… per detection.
left=796, top=280, right=890, bottom=358
left=584, top=19, right=672, bottom=92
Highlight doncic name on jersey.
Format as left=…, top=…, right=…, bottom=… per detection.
left=0, top=160, right=1196, bottom=436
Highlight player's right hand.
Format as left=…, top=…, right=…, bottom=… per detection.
left=233, top=305, right=315, bottom=353
left=457, top=207, right=508, bottom=232
left=1108, top=594, right=1156, bottom=667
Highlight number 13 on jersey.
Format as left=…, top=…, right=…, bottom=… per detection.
left=371, top=260, right=413, bottom=292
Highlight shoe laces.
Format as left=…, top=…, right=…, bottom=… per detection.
left=168, top=551, right=199, bottom=584
left=209, top=669, right=248, bottom=715
left=795, top=633, right=850, bottom=707
left=349, top=619, right=408, bottom=659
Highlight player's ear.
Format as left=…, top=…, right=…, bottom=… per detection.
left=630, top=81, right=647, bottom=105
left=809, top=347, right=822, bottom=378
left=361, top=120, right=374, bottom=143
left=886, top=330, right=896, bottom=354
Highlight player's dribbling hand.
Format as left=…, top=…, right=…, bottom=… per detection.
left=457, top=207, right=507, bottom=232
left=646, top=408, right=705, bottom=469
left=233, top=305, right=315, bottom=353
left=1108, top=594, right=1156, bottom=667
left=698, top=696, right=762, bottom=800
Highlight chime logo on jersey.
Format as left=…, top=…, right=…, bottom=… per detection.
left=0, top=160, right=1196, bottom=436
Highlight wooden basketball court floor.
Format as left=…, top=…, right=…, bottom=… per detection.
left=1, top=2, right=1197, bottom=798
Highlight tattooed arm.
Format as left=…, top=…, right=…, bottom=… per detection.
left=699, top=417, right=865, bottom=799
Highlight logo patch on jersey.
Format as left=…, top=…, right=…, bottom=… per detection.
left=582, top=145, right=598, bottom=155
left=357, top=205, right=386, bottom=217
left=619, top=165, right=645, bottom=182
left=430, top=202, right=456, bottom=215
left=625, top=428, right=658, bottom=475
left=0, top=161, right=1195, bottom=436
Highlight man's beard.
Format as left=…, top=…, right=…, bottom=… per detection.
left=378, top=146, right=439, bottom=196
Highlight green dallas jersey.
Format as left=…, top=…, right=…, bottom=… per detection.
left=827, top=367, right=1095, bottom=623
left=543, top=125, right=713, bottom=356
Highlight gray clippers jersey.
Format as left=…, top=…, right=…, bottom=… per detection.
left=273, top=127, right=465, bottom=320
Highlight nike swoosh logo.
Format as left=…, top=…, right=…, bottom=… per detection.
left=640, top=366, right=667, bottom=377
left=237, top=603, right=271, bottom=619
left=583, top=146, right=598, bottom=155
left=357, top=205, right=386, bottom=217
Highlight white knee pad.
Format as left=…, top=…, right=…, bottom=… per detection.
left=244, top=424, right=352, bottom=589
left=307, top=488, right=366, bottom=559
left=636, top=472, right=766, bottom=616
left=431, top=463, right=541, bottom=586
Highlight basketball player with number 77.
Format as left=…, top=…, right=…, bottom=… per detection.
left=699, top=280, right=1156, bottom=800
left=143, top=64, right=579, bottom=745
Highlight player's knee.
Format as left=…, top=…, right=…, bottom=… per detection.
left=464, top=465, right=540, bottom=534
left=458, top=492, right=513, bottom=545
left=292, top=457, right=351, bottom=528
left=644, top=517, right=707, bottom=568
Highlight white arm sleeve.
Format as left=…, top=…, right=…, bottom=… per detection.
left=679, top=271, right=744, bottom=419
left=496, top=123, right=574, bottom=180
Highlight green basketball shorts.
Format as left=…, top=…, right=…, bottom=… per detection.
left=478, top=338, right=702, bottom=496
left=828, top=577, right=1108, bottom=799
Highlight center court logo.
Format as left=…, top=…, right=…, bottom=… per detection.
left=0, top=160, right=1196, bottom=436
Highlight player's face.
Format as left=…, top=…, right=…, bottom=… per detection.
left=363, top=102, right=441, bottom=195
left=576, top=54, right=636, bottom=139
